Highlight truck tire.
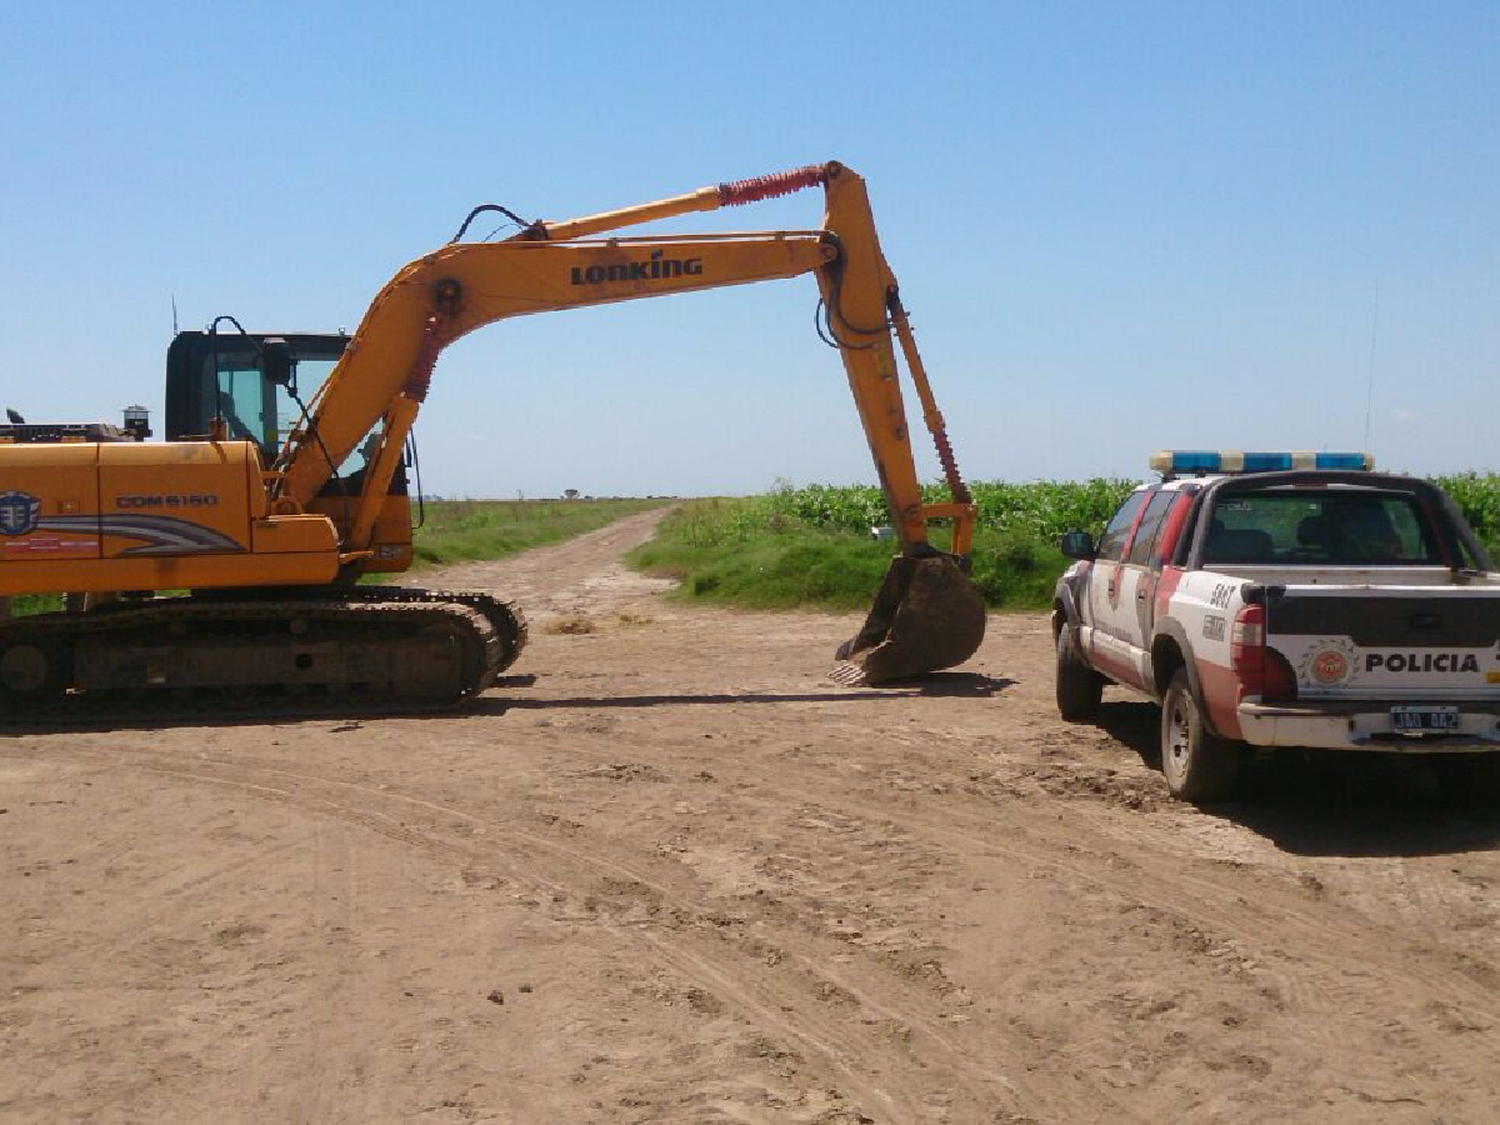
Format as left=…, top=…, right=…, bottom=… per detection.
left=1056, top=626, right=1104, bottom=721
left=1161, top=668, right=1242, bottom=803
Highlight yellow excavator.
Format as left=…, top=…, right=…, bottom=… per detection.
left=0, top=161, right=985, bottom=716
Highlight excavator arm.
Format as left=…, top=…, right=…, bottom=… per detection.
left=276, top=162, right=985, bottom=682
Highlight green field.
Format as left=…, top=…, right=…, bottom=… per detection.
left=1432, top=472, right=1500, bottom=559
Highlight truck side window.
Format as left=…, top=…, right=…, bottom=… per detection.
left=1097, top=492, right=1148, bottom=562
left=1127, top=492, right=1178, bottom=565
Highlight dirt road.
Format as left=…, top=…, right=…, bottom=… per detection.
left=4, top=509, right=1499, bottom=1123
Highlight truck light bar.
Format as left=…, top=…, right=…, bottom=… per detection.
left=1149, top=450, right=1374, bottom=475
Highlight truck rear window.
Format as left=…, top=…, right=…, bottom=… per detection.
left=1205, top=492, right=1442, bottom=565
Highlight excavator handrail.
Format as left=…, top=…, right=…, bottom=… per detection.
left=451, top=230, right=832, bottom=247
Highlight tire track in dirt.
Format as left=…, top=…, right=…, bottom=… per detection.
left=698, top=749, right=1500, bottom=1090
left=281, top=716, right=1500, bottom=1116
left=44, top=732, right=1432, bottom=1124
left=1, top=743, right=1025, bottom=1124
left=705, top=753, right=1500, bottom=1110
left=664, top=713, right=1500, bottom=1002
left=49, top=717, right=1498, bottom=1119
left=85, top=733, right=1500, bottom=1118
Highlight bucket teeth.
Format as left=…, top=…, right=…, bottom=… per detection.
left=827, top=661, right=870, bottom=687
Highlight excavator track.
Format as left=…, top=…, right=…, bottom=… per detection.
left=0, top=588, right=527, bottom=725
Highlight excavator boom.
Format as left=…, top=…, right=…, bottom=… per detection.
left=274, top=161, right=985, bottom=683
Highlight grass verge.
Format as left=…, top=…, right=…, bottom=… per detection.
left=626, top=499, right=1070, bottom=612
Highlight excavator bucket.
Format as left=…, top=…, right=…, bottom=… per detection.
left=831, top=555, right=987, bottom=685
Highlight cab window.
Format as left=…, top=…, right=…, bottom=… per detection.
left=1096, top=491, right=1148, bottom=562
left=1126, top=492, right=1179, bottom=566
left=1207, top=491, right=1442, bottom=565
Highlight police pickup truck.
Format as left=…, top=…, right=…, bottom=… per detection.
left=1053, top=451, right=1500, bottom=803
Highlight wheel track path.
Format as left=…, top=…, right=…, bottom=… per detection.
left=2, top=742, right=1055, bottom=1124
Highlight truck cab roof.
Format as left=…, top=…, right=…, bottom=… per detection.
left=1141, top=469, right=1494, bottom=573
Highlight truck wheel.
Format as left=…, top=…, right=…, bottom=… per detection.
left=1432, top=754, right=1500, bottom=805
left=1056, top=627, right=1104, bottom=721
left=1161, top=668, right=1242, bottom=803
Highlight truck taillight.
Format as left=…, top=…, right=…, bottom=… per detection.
left=1230, top=604, right=1264, bottom=654
left=1230, top=604, right=1296, bottom=702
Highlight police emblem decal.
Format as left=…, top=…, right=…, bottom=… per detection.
left=1310, top=648, right=1349, bottom=685
left=1300, top=638, right=1360, bottom=688
left=0, top=491, right=42, bottom=537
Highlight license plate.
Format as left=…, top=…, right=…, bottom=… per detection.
left=1390, top=706, right=1460, bottom=733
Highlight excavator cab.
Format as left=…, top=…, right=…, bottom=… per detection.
left=164, top=330, right=348, bottom=462
left=163, top=330, right=417, bottom=571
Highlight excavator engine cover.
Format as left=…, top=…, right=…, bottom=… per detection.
left=833, top=555, right=986, bottom=684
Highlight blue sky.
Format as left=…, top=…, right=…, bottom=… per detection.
left=1, top=2, right=1494, bottom=497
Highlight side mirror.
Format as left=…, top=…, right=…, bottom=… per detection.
left=1060, top=530, right=1096, bottom=561
left=262, top=338, right=294, bottom=388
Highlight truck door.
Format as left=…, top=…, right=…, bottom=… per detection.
left=1096, top=490, right=1180, bottom=688
left=1086, top=489, right=1150, bottom=684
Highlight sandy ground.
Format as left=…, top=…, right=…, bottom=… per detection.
left=4, top=508, right=1500, bottom=1124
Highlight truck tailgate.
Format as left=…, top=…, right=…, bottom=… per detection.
left=1264, top=586, right=1500, bottom=700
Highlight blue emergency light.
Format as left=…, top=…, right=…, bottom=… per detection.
left=1149, top=450, right=1374, bottom=476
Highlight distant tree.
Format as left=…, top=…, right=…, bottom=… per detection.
left=564, top=488, right=580, bottom=500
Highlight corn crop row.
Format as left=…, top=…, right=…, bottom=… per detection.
left=765, top=478, right=1138, bottom=539
left=738, top=473, right=1500, bottom=554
